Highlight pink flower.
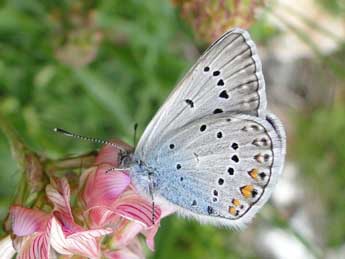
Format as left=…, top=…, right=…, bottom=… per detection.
left=81, top=144, right=175, bottom=253
left=6, top=143, right=175, bottom=258
left=10, top=177, right=112, bottom=259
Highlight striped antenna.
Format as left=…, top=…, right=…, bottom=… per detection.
left=53, top=128, right=126, bottom=152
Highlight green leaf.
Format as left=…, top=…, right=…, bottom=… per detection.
left=73, top=68, right=132, bottom=133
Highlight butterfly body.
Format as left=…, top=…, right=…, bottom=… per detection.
left=125, top=28, right=286, bottom=228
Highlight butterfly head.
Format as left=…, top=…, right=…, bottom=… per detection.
left=126, top=157, right=156, bottom=196
left=117, top=149, right=134, bottom=167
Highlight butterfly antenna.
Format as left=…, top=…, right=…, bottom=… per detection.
left=133, top=123, right=138, bottom=148
left=53, top=128, right=126, bottom=152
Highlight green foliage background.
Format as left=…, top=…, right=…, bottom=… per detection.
left=1, top=0, right=345, bottom=258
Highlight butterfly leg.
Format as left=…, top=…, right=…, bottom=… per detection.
left=105, top=167, right=130, bottom=174
left=148, top=172, right=156, bottom=225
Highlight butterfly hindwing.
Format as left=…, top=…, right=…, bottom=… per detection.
left=147, top=113, right=285, bottom=227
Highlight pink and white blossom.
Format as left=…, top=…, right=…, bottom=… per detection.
left=3, top=143, right=174, bottom=258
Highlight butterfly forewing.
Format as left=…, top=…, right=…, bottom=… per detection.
left=148, top=113, right=285, bottom=227
left=136, top=28, right=266, bottom=159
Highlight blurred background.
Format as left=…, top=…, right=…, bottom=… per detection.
left=0, top=0, right=345, bottom=258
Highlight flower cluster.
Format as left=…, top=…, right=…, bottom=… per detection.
left=172, top=0, right=265, bottom=42
left=4, top=144, right=173, bottom=258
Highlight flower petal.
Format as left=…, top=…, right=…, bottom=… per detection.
left=46, top=178, right=84, bottom=235
left=112, top=220, right=143, bottom=249
left=0, top=235, right=16, bottom=259
left=104, top=238, right=145, bottom=259
left=95, top=141, right=132, bottom=166
left=87, top=206, right=119, bottom=228
left=142, top=223, right=159, bottom=251
left=142, top=200, right=177, bottom=250
left=83, top=165, right=130, bottom=209
left=95, top=144, right=119, bottom=166
left=126, top=237, right=145, bottom=259
left=12, top=236, right=29, bottom=255
left=46, top=177, right=73, bottom=222
left=53, top=211, right=83, bottom=236
left=10, top=206, right=50, bottom=236
left=16, top=219, right=51, bottom=259
left=114, top=191, right=161, bottom=228
left=50, top=217, right=112, bottom=259
left=104, top=248, right=144, bottom=259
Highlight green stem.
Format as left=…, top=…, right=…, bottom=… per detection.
left=0, top=113, right=45, bottom=205
left=44, top=151, right=97, bottom=176
left=0, top=113, right=28, bottom=170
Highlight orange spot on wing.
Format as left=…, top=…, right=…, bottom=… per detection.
left=229, top=206, right=237, bottom=216
left=248, top=168, right=258, bottom=180
left=232, top=198, right=240, bottom=207
left=240, top=185, right=254, bottom=198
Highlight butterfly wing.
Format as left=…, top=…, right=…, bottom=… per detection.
left=131, top=28, right=285, bottom=227
left=136, top=28, right=266, bottom=159
left=135, top=113, right=285, bottom=227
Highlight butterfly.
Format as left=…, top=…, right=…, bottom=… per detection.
left=56, top=28, right=286, bottom=228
